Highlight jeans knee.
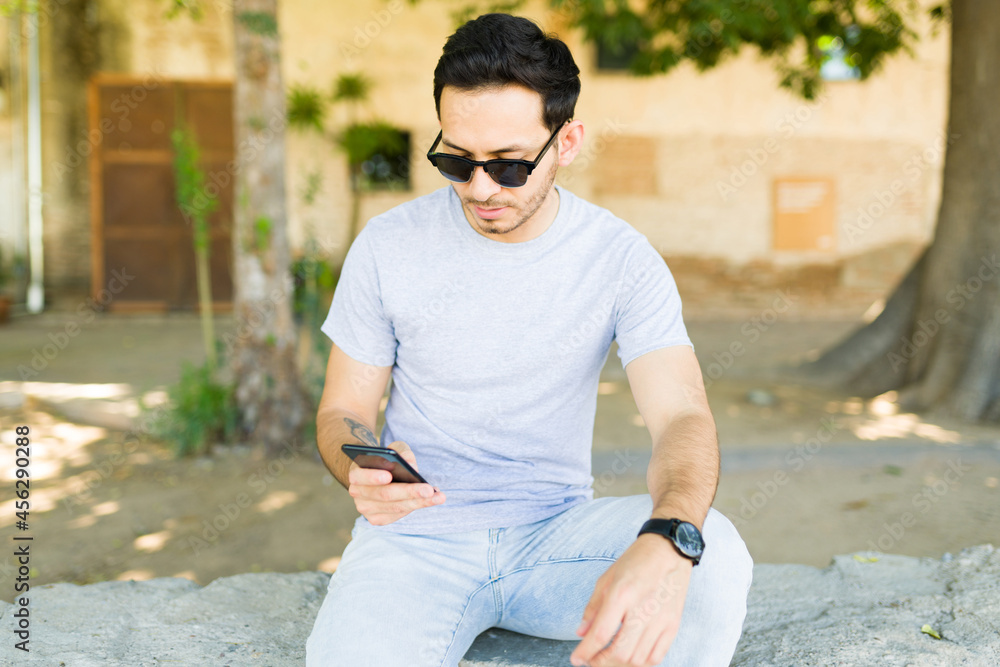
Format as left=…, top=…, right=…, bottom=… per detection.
left=705, top=508, right=754, bottom=589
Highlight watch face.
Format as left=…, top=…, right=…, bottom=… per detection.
left=674, top=522, right=704, bottom=557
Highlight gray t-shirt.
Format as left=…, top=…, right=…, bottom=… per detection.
left=321, top=184, right=692, bottom=534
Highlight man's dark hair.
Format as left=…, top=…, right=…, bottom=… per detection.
left=433, top=13, right=581, bottom=133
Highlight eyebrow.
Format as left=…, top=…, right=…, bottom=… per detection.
left=440, top=137, right=528, bottom=156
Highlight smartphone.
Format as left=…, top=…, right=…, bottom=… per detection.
left=341, top=444, right=429, bottom=484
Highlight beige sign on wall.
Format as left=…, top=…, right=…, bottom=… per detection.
left=772, top=177, right=836, bottom=251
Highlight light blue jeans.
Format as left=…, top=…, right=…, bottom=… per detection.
left=306, top=495, right=753, bottom=666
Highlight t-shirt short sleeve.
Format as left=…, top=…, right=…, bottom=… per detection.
left=614, top=239, right=693, bottom=369
left=320, top=227, right=397, bottom=367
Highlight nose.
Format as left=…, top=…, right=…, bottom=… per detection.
left=467, top=163, right=502, bottom=203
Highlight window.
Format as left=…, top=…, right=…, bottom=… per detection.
left=356, top=128, right=411, bottom=192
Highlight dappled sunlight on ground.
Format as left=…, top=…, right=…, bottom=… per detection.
left=256, top=490, right=299, bottom=513
left=852, top=413, right=962, bottom=443
left=133, top=530, right=172, bottom=553
left=0, top=401, right=356, bottom=602
left=699, top=380, right=997, bottom=449
left=317, top=556, right=341, bottom=573
left=598, top=381, right=623, bottom=395
left=3, top=381, right=134, bottom=400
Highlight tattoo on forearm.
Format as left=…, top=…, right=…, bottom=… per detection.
left=345, top=417, right=379, bottom=447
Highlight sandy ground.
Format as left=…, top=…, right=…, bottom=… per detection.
left=1, top=295, right=999, bottom=603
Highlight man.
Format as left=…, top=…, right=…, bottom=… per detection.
left=306, top=13, right=752, bottom=667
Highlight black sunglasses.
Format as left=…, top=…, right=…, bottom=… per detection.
left=426, top=122, right=566, bottom=188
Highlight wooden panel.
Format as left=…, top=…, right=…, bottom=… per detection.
left=209, top=235, right=234, bottom=302
left=103, top=238, right=178, bottom=303
left=772, top=177, right=837, bottom=251
left=184, top=86, right=235, bottom=153
left=96, top=82, right=176, bottom=152
left=102, top=163, right=185, bottom=228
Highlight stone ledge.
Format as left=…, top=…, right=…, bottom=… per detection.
left=1, top=545, right=996, bottom=666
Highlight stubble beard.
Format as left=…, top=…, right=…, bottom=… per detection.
left=463, top=158, right=558, bottom=238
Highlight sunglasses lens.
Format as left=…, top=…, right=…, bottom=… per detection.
left=434, top=157, right=474, bottom=183
left=487, top=162, right=528, bottom=188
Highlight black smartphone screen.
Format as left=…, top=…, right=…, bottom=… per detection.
left=341, top=444, right=429, bottom=484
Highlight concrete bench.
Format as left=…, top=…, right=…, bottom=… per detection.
left=2, top=545, right=996, bottom=666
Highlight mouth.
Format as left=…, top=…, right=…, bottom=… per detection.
left=472, top=204, right=509, bottom=220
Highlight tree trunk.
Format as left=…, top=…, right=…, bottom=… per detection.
left=800, top=0, right=1000, bottom=422
left=230, top=0, right=309, bottom=453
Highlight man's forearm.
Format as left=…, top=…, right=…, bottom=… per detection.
left=317, top=407, right=380, bottom=490
left=646, top=409, right=720, bottom=529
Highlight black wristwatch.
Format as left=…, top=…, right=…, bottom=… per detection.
left=637, top=518, right=705, bottom=565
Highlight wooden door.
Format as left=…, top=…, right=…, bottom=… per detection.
left=88, top=74, right=234, bottom=311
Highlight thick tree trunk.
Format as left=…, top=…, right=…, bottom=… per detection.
left=800, top=0, right=1000, bottom=422
left=230, top=0, right=309, bottom=453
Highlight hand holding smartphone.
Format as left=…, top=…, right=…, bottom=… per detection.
left=341, top=444, right=429, bottom=484
left=341, top=442, right=444, bottom=525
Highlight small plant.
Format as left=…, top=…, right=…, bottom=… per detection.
left=292, top=253, right=338, bottom=320
left=171, top=125, right=219, bottom=367
left=287, top=85, right=326, bottom=132
left=147, top=349, right=238, bottom=458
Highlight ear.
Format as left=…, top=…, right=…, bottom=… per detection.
left=556, top=120, right=585, bottom=167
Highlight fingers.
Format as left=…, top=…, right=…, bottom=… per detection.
left=348, top=463, right=392, bottom=486
left=576, top=576, right=606, bottom=638
left=571, top=590, right=626, bottom=666
left=356, top=488, right=446, bottom=525
left=347, top=450, right=444, bottom=525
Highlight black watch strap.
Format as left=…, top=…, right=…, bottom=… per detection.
left=637, top=518, right=704, bottom=565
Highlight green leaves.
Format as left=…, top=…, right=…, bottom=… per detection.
left=147, top=357, right=238, bottom=458
left=920, top=623, right=942, bottom=639
left=556, top=0, right=923, bottom=99
left=337, top=122, right=407, bottom=167
left=332, top=73, right=372, bottom=104
left=171, top=127, right=219, bottom=251
left=286, top=85, right=327, bottom=132
left=237, top=10, right=278, bottom=37
left=254, top=216, right=272, bottom=253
